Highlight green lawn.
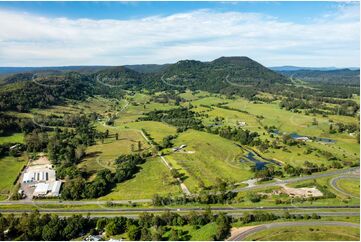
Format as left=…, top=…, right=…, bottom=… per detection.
left=0, top=156, right=26, bottom=198
left=99, top=157, right=181, bottom=200
left=244, top=225, right=360, bottom=241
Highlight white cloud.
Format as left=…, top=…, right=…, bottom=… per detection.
left=0, top=5, right=359, bottom=67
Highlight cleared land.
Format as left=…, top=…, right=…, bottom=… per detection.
left=99, top=157, right=181, bottom=200
left=243, top=225, right=360, bottom=241
left=0, top=156, right=26, bottom=199
left=335, top=177, right=360, bottom=198
left=166, top=130, right=253, bottom=192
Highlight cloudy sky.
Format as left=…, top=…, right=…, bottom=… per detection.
left=0, top=1, right=359, bottom=67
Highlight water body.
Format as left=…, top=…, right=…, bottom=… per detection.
left=242, top=151, right=281, bottom=170
left=271, top=130, right=335, bottom=143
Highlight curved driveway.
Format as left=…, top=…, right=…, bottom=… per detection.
left=330, top=176, right=360, bottom=199
left=233, top=167, right=359, bottom=193
left=228, top=221, right=360, bottom=241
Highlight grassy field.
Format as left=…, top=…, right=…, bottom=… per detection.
left=78, top=129, right=151, bottom=176
left=165, top=130, right=253, bottom=192
left=244, top=225, right=360, bottom=241
left=0, top=156, right=26, bottom=198
left=99, top=157, right=181, bottom=200
left=119, top=121, right=177, bottom=144
left=336, top=178, right=360, bottom=198
left=0, top=133, right=24, bottom=144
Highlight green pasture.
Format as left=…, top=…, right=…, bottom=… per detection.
left=0, top=156, right=26, bottom=198
left=165, top=130, right=253, bottom=192
left=244, top=225, right=360, bottom=241
left=99, top=157, right=181, bottom=200
left=0, top=133, right=24, bottom=144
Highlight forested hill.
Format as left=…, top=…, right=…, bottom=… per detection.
left=278, top=68, right=360, bottom=85
left=0, top=56, right=291, bottom=111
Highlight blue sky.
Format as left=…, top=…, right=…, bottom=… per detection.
left=0, top=1, right=359, bottom=67
left=0, top=1, right=341, bottom=22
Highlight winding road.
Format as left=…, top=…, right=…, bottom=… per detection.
left=228, top=221, right=360, bottom=241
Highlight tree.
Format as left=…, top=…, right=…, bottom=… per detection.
left=137, top=141, right=142, bottom=151
left=127, top=225, right=141, bottom=240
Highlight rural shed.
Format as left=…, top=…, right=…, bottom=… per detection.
left=22, top=172, right=34, bottom=183
left=50, top=181, right=62, bottom=197
left=33, top=183, right=49, bottom=196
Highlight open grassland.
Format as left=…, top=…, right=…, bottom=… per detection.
left=99, top=157, right=181, bottom=200
left=243, top=225, right=360, bottom=241
left=0, top=133, right=24, bottom=144
left=336, top=178, right=360, bottom=198
left=78, top=129, right=151, bottom=176
left=165, top=130, right=253, bottom=192
left=0, top=156, right=26, bottom=198
left=119, top=121, right=177, bottom=144
left=187, top=95, right=358, bottom=166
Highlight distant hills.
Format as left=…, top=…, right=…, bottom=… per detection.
left=0, top=56, right=359, bottom=112
left=270, top=66, right=359, bottom=71
left=276, top=68, right=360, bottom=85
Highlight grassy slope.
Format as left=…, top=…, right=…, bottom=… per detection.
left=336, top=178, right=360, bottom=197
left=119, top=121, right=177, bottom=144
left=166, top=130, right=253, bottom=192
left=244, top=225, right=360, bottom=241
left=0, top=156, right=26, bottom=197
left=99, top=157, right=181, bottom=200
left=78, top=129, right=151, bottom=176
left=0, top=133, right=24, bottom=144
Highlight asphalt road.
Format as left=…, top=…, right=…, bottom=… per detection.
left=232, top=167, right=360, bottom=192
left=228, top=221, right=360, bottom=241
left=330, top=176, right=360, bottom=199
left=0, top=205, right=359, bottom=213
left=1, top=166, right=358, bottom=206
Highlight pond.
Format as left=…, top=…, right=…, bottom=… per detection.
left=241, top=151, right=281, bottom=170
left=270, top=130, right=335, bottom=143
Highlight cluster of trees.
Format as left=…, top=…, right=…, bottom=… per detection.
left=207, top=126, right=259, bottom=145
left=139, top=108, right=204, bottom=132
left=237, top=211, right=320, bottom=225
left=152, top=191, right=237, bottom=206
left=283, top=162, right=328, bottom=177
left=0, top=143, right=25, bottom=158
left=0, top=113, right=37, bottom=136
left=0, top=210, right=232, bottom=241
left=279, top=95, right=359, bottom=117
left=330, top=122, right=359, bottom=134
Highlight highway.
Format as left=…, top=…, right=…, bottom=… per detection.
left=228, top=221, right=360, bottom=241
left=0, top=166, right=358, bottom=206
left=0, top=205, right=359, bottom=214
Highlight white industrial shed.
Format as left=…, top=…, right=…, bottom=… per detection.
left=33, top=181, right=62, bottom=197
left=33, top=183, right=49, bottom=196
